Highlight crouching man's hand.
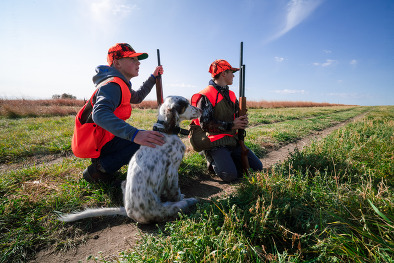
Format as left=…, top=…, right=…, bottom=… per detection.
left=134, top=130, right=165, bottom=148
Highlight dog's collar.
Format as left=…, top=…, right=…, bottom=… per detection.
left=153, top=120, right=190, bottom=135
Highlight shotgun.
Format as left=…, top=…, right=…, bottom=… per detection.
left=156, top=49, right=164, bottom=106
left=238, top=42, right=250, bottom=175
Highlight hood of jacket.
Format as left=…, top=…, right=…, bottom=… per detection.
left=92, top=65, right=131, bottom=88
left=209, top=79, right=230, bottom=93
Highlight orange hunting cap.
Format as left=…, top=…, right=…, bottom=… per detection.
left=107, top=43, right=148, bottom=66
left=209, top=59, right=239, bottom=78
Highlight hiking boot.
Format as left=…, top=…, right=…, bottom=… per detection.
left=82, top=161, right=114, bottom=184
left=201, top=150, right=215, bottom=175
left=110, top=178, right=124, bottom=188
left=207, top=162, right=215, bottom=175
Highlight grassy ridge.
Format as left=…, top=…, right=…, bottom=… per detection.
left=0, top=106, right=366, bottom=164
left=0, top=106, right=392, bottom=262
left=118, top=106, right=393, bottom=262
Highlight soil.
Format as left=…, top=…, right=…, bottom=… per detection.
left=28, top=113, right=365, bottom=263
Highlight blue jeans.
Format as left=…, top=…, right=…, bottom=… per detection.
left=206, top=145, right=263, bottom=182
left=97, top=136, right=140, bottom=174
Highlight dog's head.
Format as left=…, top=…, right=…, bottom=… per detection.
left=156, top=96, right=201, bottom=134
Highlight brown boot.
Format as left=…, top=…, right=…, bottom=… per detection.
left=82, top=161, right=114, bottom=183
left=202, top=150, right=215, bottom=175
left=207, top=162, right=215, bottom=175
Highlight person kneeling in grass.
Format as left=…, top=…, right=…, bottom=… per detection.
left=189, top=59, right=262, bottom=182
left=72, top=43, right=164, bottom=184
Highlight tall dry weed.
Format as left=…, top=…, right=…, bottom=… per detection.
left=247, top=100, right=350, bottom=108
left=0, top=98, right=353, bottom=118
left=0, top=99, right=85, bottom=118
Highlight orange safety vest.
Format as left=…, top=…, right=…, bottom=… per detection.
left=72, top=77, right=132, bottom=158
left=191, top=85, right=237, bottom=142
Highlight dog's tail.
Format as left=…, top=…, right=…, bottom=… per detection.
left=58, top=207, right=127, bottom=222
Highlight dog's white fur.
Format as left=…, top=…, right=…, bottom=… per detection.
left=59, top=96, right=201, bottom=224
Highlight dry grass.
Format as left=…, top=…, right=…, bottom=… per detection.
left=0, top=98, right=352, bottom=118
left=247, top=100, right=350, bottom=108
left=0, top=99, right=85, bottom=118
left=130, top=100, right=160, bottom=109
left=135, top=100, right=350, bottom=109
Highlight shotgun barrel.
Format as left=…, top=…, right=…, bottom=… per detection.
left=239, top=42, right=244, bottom=97
left=156, top=49, right=164, bottom=106
left=238, top=42, right=250, bottom=175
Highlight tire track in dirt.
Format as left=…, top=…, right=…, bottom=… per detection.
left=30, top=112, right=367, bottom=263
left=260, top=112, right=367, bottom=168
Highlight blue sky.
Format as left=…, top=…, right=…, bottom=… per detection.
left=0, top=0, right=393, bottom=106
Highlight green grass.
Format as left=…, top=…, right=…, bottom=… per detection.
left=0, top=106, right=392, bottom=262
left=248, top=106, right=364, bottom=125
left=246, top=106, right=368, bottom=150
left=0, top=106, right=366, bottom=165
left=0, top=157, right=128, bottom=262
left=284, top=107, right=393, bottom=184
left=277, top=106, right=393, bottom=262
left=0, top=116, right=75, bottom=163
left=0, top=110, right=160, bottom=164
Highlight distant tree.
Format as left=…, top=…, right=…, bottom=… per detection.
left=52, top=93, right=76, bottom=100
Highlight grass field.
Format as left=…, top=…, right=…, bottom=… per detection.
left=0, top=104, right=393, bottom=262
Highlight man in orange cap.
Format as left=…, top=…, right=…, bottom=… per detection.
left=72, top=43, right=164, bottom=184
left=190, top=59, right=262, bottom=182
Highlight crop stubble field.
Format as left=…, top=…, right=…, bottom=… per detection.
left=0, top=103, right=393, bottom=262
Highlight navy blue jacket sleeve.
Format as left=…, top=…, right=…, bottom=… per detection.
left=92, top=75, right=156, bottom=141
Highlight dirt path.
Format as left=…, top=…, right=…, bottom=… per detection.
left=260, top=113, right=366, bottom=168
left=31, top=113, right=366, bottom=263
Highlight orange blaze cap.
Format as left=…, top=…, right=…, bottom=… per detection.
left=209, top=59, right=239, bottom=78
left=107, top=43, right=148, bottom=66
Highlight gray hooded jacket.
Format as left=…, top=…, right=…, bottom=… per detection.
left=91, top=65, right=156, bottom=142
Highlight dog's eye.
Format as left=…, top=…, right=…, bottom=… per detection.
left=176, top=101, right=188, bottom=114
left=179, top=106, right=186, bottom=114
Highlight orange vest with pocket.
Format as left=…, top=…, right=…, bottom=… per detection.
left=72, top=77, right=132, bottom=158
left=191, top=85, right=237, bottom=142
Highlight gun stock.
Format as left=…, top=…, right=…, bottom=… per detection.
left=239, top=95, right=250, bottom=174
left=156, top=49, right=164, bottom=106
left=239, top=43, right=250, bottom=175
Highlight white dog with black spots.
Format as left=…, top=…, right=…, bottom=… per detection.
left=59, top=96, right=201, bottom=224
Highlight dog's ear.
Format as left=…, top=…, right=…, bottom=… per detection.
left=174, top=99, right=189, bottom=115
left=163, top=106, right=179, bottom=133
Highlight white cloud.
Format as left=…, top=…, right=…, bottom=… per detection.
left=323, top=49, right=332, bottom=54
left=313, top=59, right=337, bottom=67
left=350, top=59, right=358, bottom=65
left=111, top=4, right=138, bottom=16
left=268, top=0, right=324, bottom=42
left=322, top=59, right=336, bottom=67
left=79, top=0, right=139, bottom=37
left=275, top=56, right=285, bottom=62
left=88, top=0, right=138, bottom=21
left=273, top=89, right=305, bottom=94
